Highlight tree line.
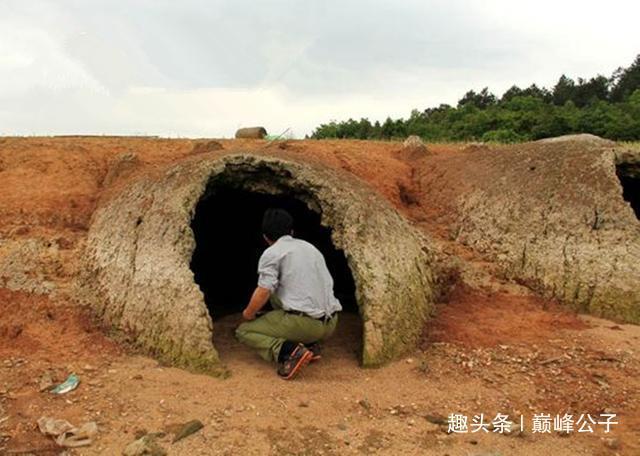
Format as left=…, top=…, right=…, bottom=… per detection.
left=311, top=54, right=640, bottom=142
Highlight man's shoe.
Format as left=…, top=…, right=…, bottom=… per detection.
left=277, top=343, right=313, bottom=380
left=306, top=342, right=322, bottom=362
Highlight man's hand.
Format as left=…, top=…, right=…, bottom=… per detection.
left=242, top=307, right=256, bottom=321
left=241, top=286, right=271, bottom=321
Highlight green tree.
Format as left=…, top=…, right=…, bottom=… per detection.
left=501, top=85, right=523, bottom=102
left=610, top=54, right=640, bottom=102
left=520, top=84, right=552, bottom=102
left=458, top=88, right=497, bottom=109
left=572, top=76, right=610, bottom=107
left=311, top=55, right=640, bottom=142
left=552, top=75, right=576, bottom=105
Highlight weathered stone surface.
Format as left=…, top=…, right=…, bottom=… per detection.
left=416, top=139, right=640, bottom=323
left=537, top=133, right=615, bottom=147
left=401, top=135, right=429, bottom=160
left=403, top=135, right=425, bottom=149
left=0, top=238, right=58, bottom=295
left=79, top=153, right=436, bottom=373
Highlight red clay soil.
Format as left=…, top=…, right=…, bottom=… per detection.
left=427, top=286, right=589, bottom=348
left=1, top=137, right=639, bottom=454
left=0, top=289, right=119, bottom=362
left=0, top=137, right=460, bottom=237
left=2, top=284, right=638, bottom=455
left=0, top=289, right=120, bottom=453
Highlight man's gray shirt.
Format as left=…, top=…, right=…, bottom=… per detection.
left=257, top=235, right=342, bottom=318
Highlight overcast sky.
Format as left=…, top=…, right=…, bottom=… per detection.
left=1, top=0, right=639, bottom=138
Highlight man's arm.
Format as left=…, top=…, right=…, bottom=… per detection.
left=242, top=286, right=271, bottom=320
left=244, top=247, right=279, bottom=320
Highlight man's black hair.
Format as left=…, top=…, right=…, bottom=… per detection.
left=262, top=208, right=293, bottom=241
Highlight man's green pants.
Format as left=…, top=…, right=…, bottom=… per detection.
left=236, top=308, right=338, bottom=363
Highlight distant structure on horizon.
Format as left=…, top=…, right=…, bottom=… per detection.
left=235, top=127, right=267, bottom=139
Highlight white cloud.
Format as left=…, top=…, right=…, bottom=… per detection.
left=0, top=0, right=638, bottom=137
left=0, top=22, right=104, bottom=96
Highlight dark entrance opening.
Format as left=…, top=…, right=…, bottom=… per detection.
left=190, top=187, right=358, bottom=320
left=616, top=163, right=640, bottom=219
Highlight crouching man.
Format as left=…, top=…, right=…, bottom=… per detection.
left=236, top=208, right=342, bottom=380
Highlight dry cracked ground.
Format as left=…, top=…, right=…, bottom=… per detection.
left=0, top=137, right=639, bottom=455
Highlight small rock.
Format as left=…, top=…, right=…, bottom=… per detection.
left=298, top=401, right=309, bottom=408
left=122, top=435, right=167, bottom=456
left=172, top=419, right=204, bottom=443
left=603, top=437, right=621, bottom=450
left=417, top=359, right=430, bottom=373
left=425, top=414, right=447, bottom=425
left=403, top=135, right=425, bottom=149
left=337, top=422, right=348, bottom=431
left=38, top=371, right=55, bottom=392
left=358, top=399, right=371, bottom=411
left=401, top=135, right=429, bottom=158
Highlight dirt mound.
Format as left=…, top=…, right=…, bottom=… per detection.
left=398, top=136, right=430, bottom=161
left=537, top=133, right=616, bottom=147
left=413, top=139, right=640, bottom=323
left=191, top=139, right=224, bottom=154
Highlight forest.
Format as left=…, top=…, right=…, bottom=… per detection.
left=311, top=55, right=640, bottom=142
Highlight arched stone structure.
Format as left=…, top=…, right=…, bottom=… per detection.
left=80, top=153, right=435, bottom=374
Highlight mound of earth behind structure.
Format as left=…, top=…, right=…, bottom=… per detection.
left=415, top=137, right=640, bottom=322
